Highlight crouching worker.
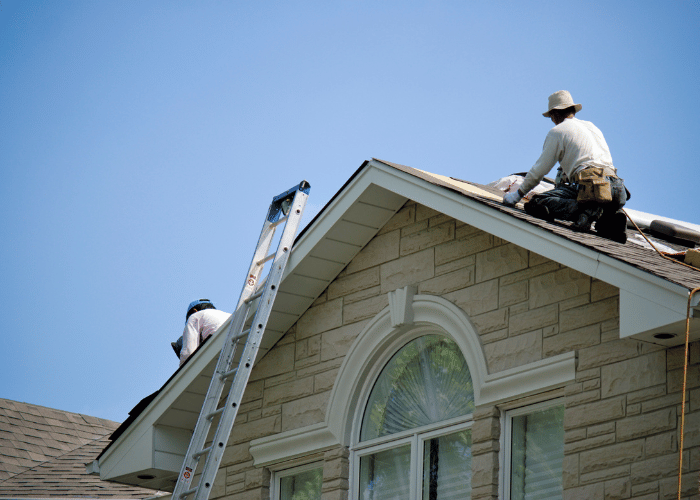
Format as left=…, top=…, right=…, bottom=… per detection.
left=502, top=90, right=629, bottom=243
left=172, top=299, right=230, bottom=367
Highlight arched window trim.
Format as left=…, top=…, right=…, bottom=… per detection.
left=249, top=289, right=575, bottom=467
left=325, top=289, right=575, bottom=448
left=353, top=327, right=474, bottom=449
left=326, top=291, right=488, bottom=448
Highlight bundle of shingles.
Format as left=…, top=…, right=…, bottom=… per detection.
left=666, top=248, right=700, bottom=270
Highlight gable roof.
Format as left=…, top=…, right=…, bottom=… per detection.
left=95, top=158, right=700, bottom=489
left=0, top=398, right=160, bottom=499
left=378, top=159, right=700, bottom=291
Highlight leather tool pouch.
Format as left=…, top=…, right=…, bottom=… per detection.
left=576, top=167, right=613, bottom=203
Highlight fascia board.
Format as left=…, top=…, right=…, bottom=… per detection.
left=596, top=253, right=693, bottom=316
left=363, top=160, right=691, bottom=313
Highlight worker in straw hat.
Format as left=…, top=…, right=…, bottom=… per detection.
left=502, top=90, right=629, bottom=243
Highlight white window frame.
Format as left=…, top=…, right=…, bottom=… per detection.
left=352, top=419, right=473, bottom=500
left=500, top=398, right=565, bottom=500
left=349, top=330, right=475, bottom=500
left=271, top=461, right=324, bottom=500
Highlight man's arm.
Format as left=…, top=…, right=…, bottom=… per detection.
left=179, top=317, right=199, bottom=366
left=503, top=130, right=561, bottom=206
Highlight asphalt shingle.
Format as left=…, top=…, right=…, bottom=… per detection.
left=0, top=398, right=160, bottom=498
left=379, top=160, right=700, bottom=291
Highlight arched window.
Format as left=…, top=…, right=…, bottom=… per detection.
left=354, top=335, right=474, bottom=500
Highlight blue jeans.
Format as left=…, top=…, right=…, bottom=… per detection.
left=524, top=177, right=628, bottom=224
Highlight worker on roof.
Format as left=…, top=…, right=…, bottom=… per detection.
left=502, top=90, right=629, bottom=243
left=175, top=299, right=230, bottom=367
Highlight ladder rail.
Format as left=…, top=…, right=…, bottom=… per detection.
left=170, top=297, right=253, bottom=496
left=171, top=181, right=309, bottom=500
left=238, top=219, right=277, bottom=309
left=191, top=188, right=307, bottom=500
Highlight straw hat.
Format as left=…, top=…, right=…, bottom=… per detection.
left=543, top=90, right=582, bottom=117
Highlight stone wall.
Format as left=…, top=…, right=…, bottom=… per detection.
left=208, top=201, right=699, bottom=500
left=563, top=341, right=700, bottom=500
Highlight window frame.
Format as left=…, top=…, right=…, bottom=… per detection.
left=350, top=330, right=475, bottom=500
left=500, top=398, right=565, bottom=500
left=271, top=461, right=324, bottom=500
left=352, top=420, right=473, bottom=500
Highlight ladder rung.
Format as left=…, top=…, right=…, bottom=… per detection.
left=244, top=290, right=264, bottom=304
left=256, top=253, right=275, bottom=267
left=206, top=407, right=225, bottom=420
left=270, top=215, right=288, bottom=228
left=179, top=487, right=198, bottom=498
left=193, top=446, right=212, bottom=459
left=219, top=367, right=238, bottom=381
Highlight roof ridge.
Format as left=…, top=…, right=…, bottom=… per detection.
left=0, top=398, right=119, bottom=427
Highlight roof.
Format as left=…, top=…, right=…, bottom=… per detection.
left=378, top=160, right=700, bottom=290
left=0, top=398, right=160, bottom=499
left=95, top=158, right=700, bottom=489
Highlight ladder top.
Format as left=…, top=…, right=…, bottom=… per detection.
left=267, top=180, right=311, bottom=222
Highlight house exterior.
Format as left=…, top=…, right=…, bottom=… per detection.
left=93, top=159, right=700, bottom=499
left=0, top=398, right=162, bottom=499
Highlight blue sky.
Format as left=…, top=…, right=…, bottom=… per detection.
left=1, top=1, right=698, bottom=422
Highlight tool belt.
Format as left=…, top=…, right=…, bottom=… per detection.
left=574, top=167, right=614, bottom=204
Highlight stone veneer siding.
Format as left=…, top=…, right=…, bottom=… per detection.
left=206, top=201, right=700, bottom=500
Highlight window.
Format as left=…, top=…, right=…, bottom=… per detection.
left=504, top=401, right=564, bottom=500
left=353, top=335, right=474, bottom=500
left=273, top=463, right=323, bottom=500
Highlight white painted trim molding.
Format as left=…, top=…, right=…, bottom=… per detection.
left=250, top=422, right=337, bottom=467
left=250, top=290, right=576, bottom=466
left=480, top=351, right=575, bottom=405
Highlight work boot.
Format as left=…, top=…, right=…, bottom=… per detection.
left=573, top=212, right=593, bottom=232
left=596, top=210, right=627, bottom=244
left=524, top=201, right=554, bottom=222
left=572, top=207, right=601, bottom=232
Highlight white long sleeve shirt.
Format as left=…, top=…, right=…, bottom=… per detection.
left=519, top=117, right=616, bottom=195
left=179, top=309, right=231, bottom=366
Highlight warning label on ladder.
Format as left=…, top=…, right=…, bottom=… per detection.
left=181, top=466, right=193, bottom=487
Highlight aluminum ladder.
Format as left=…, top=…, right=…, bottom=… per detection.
left=172, top=180, right=310, bottom=500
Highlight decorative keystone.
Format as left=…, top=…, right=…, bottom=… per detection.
left=388, top=285, right=417, bottom=327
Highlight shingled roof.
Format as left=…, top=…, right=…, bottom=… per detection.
left=0, top=398, right=161, bottom=499
left=375, top=159, right=700, bottom=290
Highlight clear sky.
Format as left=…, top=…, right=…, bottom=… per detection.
left=1, top=1, right=698, bottom=423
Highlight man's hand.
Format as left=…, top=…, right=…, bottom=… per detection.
left=503, top=191, right=523, bottom=207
